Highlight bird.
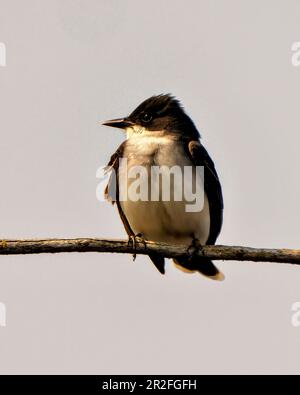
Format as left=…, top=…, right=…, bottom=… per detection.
left=102, top=94, right=224, bottom=280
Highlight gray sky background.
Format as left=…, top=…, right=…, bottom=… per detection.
left=0, top=0, right=300, bottom=374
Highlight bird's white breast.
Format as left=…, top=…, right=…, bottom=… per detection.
left=119, top=134, right=210, bottom=245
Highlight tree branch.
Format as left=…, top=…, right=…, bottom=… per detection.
left=0, top=238, right=299, bottom=265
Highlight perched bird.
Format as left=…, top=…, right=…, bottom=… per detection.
left=103, top=94, right=224, bottom=280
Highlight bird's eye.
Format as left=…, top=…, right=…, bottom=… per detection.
left=141, top=113, right=152, bottom=123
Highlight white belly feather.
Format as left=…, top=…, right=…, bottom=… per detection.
left=119, top=135, right=210, bottom=246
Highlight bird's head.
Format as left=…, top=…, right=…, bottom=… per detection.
left=102, top=94, right=200, bottom=140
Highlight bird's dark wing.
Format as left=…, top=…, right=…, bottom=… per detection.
left=105, top=142, right=134, bottom=237
left=185, top=140, right=223, bottom=245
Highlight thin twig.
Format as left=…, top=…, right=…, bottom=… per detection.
left=0, top=238, right=299, bottom=265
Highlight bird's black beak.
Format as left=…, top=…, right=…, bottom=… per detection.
left=102, top=118, right=133, bottom=129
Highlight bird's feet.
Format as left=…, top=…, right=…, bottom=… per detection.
left=186, top=238, right=203, bottom=260
left=127, top=233, right=147, bottom=261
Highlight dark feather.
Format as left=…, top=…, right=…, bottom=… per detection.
left=185, top=140, right=223, bottom=245
left=149, top=254, right=165, bottom=274
left=174, top=257, right=224, bottom=281
left=174, top=139, right=224, bottom=280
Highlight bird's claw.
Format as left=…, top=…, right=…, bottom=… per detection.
left=186, top=238, right=203, bottom=260
left=128, top=233, right=147, bottom=261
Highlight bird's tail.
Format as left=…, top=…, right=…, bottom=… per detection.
left=173, top=256, right=224, bottom=281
